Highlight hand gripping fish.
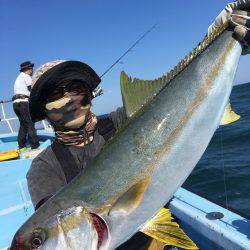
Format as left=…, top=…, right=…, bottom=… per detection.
left=10, top=14, right=243, bottom=250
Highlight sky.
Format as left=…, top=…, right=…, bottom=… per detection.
left=1, top=0, right=250, bottom=116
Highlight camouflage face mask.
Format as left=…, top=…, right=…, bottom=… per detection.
left=45, top=94, right=91, bottom=131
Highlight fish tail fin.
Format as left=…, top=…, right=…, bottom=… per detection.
left=220, top=102, right=240, bottom=125
left=141, top=208, right=198, bottom=249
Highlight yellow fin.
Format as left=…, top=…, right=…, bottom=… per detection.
left=147, top=239, right=165, bottom=250
left=109, top=177, right=150, bottom=216
left=220, top=102, right=240, bottom=125
left=141, top=208, right=198, bottom=249
left=120, top=71, right=167, bottom=118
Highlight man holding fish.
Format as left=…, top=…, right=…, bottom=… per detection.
left=10, top=1, right=250, bottom=249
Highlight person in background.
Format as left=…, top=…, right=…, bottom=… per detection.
left=13, top=61, right=40, bottom=150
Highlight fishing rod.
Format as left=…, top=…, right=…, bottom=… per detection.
left=1, top=25, right=158, bottom=101
left=92, top=24, right=157, bottom=98
left=100, top=24, right=157, bottom=79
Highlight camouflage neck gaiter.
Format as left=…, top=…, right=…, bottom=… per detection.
left=55, top=112, right=97, bottom=145
left=45, top=95, right=97, bottom=145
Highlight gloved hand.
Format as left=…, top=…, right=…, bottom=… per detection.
left=208, top=0, right=250, bottom=54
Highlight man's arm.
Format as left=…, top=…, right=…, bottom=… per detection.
left=209, top=0, right=250, bottom=54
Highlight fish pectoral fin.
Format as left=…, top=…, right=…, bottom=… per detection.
left=141, top=208, right=198, bottom=250
left=109, top=177, right=150, bottom=216
left=220, top=101, right=240, bottom=125
left=120, top=71, right=168, bottom=118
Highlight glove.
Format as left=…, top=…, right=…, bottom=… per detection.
left=208, top=0, right=250, bottom=54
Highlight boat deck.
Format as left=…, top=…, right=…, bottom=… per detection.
left=0, top=131, right=53, bottom=249
left=0, top=132, right=249, bottom=250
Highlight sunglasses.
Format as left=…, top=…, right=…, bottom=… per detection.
left=46, top=82, right=91, bottom=103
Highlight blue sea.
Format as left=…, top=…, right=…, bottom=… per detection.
left=183, top=82, right=250, bottom=219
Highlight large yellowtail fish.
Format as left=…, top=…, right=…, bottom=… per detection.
left=10, top=23, right=242, bottom=250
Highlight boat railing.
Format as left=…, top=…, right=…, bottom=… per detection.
left=0, top=99, right=52, bottom=134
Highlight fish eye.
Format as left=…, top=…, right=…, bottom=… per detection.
left=31, top=236, right=42, bottom=248
left=30, top=228, right=46, bottom=248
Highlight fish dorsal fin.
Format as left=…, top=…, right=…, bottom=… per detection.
left=109, top=177, right=150, bottom=216
left=141, top=208, right=198, bottom=249
left=120, top=71, right=167, bottom=118
left=220, top=101, right=240, bottom=125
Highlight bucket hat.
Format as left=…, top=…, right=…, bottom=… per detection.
left=20, top=61, right=34, bottom=72
left=29, top=60, right=101, bottom=122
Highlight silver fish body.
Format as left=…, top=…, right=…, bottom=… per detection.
left=97, top=30, right=242, bottom=249
left=11, top=30, right=242, bottom=250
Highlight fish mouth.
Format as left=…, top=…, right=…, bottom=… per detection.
left=9, top=232, right=30, bottom=250
left=10, top=228, right=47, bottom=250
left=9, top=238, right=23, bottom=250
